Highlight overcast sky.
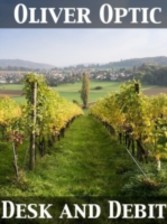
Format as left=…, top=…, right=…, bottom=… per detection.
left=1, top=29, right=167, bottom=67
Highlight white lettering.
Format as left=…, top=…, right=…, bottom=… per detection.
left=88, top=204, right=101, bottom=218
left=48, top=8, right=63, bottom=24
left=14, top=3, right=28, bottom=24
left=122, top=204, right=133, bottom=219
left=29, top=8, right=40, bottom=24
left=2, top=201, right=15, bottom=219
left=156, top=204, right=167, bottom=219
left=134, top=204, right=147, bottom=218
left=27, top=204, right=38, bottom=219
left=129, top=8, right=141, bottom=24
left=99, top=4, right=162, bottom=25
left=141, top=8, right=149, bottom=24
left=150, top=8, right=162, bottom=24
left=59, top=204, right=73, bottom=219
left=40, top=8, right=48, bottom=24
left=15, top=204, right=27, bottom=219
left=77, top=8, right=91, bottom=24
left=64, top=8, right=76, bottom=24
left=39, top=204, right=53, bottom=219
left=108, top=200, right=121, bottom=219
left=100, top=4, right=113, bottom=24
left=114, top=8, right=128, bottom=24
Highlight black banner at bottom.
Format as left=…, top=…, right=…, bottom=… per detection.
left=0, top=197, right=167, bottom=223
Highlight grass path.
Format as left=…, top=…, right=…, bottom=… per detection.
left=0, top=114, right=135, bottom=196
left=29, top=114, right=135, bottom=196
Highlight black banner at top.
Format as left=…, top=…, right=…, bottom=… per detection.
left=1, top=0, right=167, bottom=28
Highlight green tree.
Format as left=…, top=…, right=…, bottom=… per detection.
left=80, top=73, right=90, bottom=108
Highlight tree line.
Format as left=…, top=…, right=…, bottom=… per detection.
left=120, top=64, right=167, bottom=86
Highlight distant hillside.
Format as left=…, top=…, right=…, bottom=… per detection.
left=0, top=59, right=54, bottom=70
left=1, top=56, right=167, bottom=71
left=63, top=56, right=167, bottom=71
left=105, top=56, right=167, bottom=70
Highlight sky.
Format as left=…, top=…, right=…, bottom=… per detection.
left=1, top=29, right=167, bottom=67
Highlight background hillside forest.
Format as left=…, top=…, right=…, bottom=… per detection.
left=121, top=64, right=167, bottom=86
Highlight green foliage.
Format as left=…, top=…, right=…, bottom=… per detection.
left=24, top=74, right=83, bottom=138
left=0, top=114, right=135, bottom=196
left=91, top=80, right=167, bottom=160
left=121, top=175, right=161, bottom=198
left=92, top=86, right=103, bottom=90
left=0, top=73, right=83, bottom=175
left=80, top=73, right=90, bottom=108
left=130, top=64, right=167, bottom=86
left=1, top=81, right=166, bottom=104
left=121, top=161, right=167, bottom=198
left=23, top=73, right=83, bottom=168
left=0, top=96, right=21, bottom=128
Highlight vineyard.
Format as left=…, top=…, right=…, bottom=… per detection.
left=91, top=80, right=167, bottom=162
left=91, top=80, right=167, bottom=197
left=0, top=77, right=167, bottom=198
left=0, top=74, right=83, bottom=180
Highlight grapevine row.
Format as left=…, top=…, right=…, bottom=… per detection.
left=0, top=73, right=83, bottom=176
left=91, top=80, right=167, bottom=163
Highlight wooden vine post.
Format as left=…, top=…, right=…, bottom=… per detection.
left=29, top=81, right=37, bottom=170
left=12, top=142, right=19, bottom=180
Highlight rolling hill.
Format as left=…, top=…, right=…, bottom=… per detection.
left=102, top=56, right=167, bottom=70
left=1, top=56, right=167, bottom=71
left=0, top=59, right=54, bottom=70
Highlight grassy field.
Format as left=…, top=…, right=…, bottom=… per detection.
left=0, top=81, right=121, bottom=103
left=53, top=81, right=121, bottom=103
left=0, top=81, right=167, bottom=104
left=0, top=114, right=135, bottom=197
left=0, top=84, right=23, bottom=91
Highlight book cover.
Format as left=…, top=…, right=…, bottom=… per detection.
left=0, top=0, right=167, bottom=223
